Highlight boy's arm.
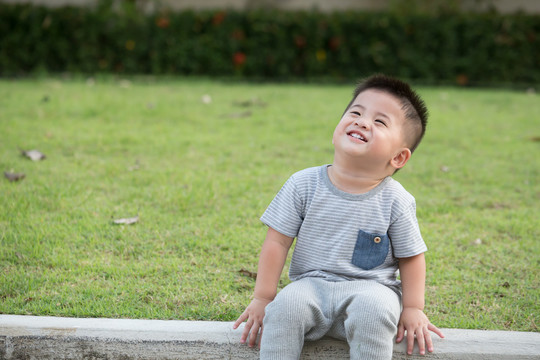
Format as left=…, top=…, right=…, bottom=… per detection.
left=233, top=227, right=294, bottom=347
left=397, top=253, right=444, bottom=355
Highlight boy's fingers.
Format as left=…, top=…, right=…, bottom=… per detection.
left=396, top=323, right=405, bottom=343
left=425, top=330, right=434, bottom=353
left=406, top=330, right=415, bottom=355
left=240, top=319, right=253, bottom=343
left=429, top=323, right=445, bottom=338
left=233, top=312, right=248, bottom=329
left=248, top=322, right=260, bottom=347
left=426, top=323, right=443, bottom=353
left=416, top=328, right=426, bottom=355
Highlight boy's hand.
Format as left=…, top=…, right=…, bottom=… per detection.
left=233, top=298, right=272, bottom=348
left=396, top=307, right=444, bottom=355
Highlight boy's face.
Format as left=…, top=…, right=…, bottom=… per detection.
left=332, top=89, right=410, bottom=172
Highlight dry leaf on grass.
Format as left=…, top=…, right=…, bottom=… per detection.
left=113, top=215, right=139, bottom=225
left=21, top=149, right=46, bottom=161
left=128, top=160, right=141, bottom=171
left=201, top=94, right=212, bottom=104
left=233, top=97, right=267, bottom=108
left=238, top=268, right=257, bottom=279
left=4, top=172, right=25, bottom=182
left=119, top=79, right=131, bottom=88
left=224, top=111, right=252, bottom=119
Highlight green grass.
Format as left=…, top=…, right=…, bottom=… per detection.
left=1, top=77, right=538, bottom=331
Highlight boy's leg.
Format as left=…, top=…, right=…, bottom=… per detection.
left=260, top=278, right=333, bottom=360
left=328, top=281, right=401, bottom=360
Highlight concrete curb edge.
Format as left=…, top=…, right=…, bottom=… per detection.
left=1, top=315, right=539, bottom=359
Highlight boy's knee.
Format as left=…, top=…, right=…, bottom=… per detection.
left=265, top=279, right=325, bottom=324
left=345, top=288, right=400, bottom=331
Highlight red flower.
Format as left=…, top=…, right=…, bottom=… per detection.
left=231, top=29, right=245, bottom=41
left=329, top=36, right=341, bottom=51
left=233, top=52, right=246, bottom=67
left=294, top=35, right=306, bottom=48
left=213, top=11, right=226, bottom=26
left=156, top=17, right=170, bottom=29
left=456, top=74, right=469, bottom=86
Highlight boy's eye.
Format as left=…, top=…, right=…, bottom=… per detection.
left=351, top=111, right=361, bottom=116
left=375, top=119, right=387, bottom=126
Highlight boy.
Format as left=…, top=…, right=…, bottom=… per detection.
left=233, top=75, right=444, bottom=359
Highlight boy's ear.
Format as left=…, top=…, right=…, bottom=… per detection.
left=391, top=148, right=411, bottom=169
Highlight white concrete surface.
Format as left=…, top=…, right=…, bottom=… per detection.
left=0, top=315, right=539, bottom=359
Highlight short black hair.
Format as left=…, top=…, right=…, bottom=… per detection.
left=343, top=74, right=428, bottom=154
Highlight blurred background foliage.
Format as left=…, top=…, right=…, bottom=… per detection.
left=0, top=0, right=538, bottom=86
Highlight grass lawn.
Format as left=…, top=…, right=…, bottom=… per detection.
left=1, top=77, right=538, bottom=332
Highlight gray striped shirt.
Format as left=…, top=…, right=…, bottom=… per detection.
left=260, top=165, right=427, bottom=291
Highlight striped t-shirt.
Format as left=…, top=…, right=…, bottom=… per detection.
left=260, top=165, right=427, bottom=291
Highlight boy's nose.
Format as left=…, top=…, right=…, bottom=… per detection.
left=354, top=118, right=370, bottom=130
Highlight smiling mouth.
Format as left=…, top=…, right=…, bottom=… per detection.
left=348, top=132, right=367, bottom=142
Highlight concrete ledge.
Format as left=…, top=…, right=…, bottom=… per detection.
left=1, top=315, right=539, bottom=359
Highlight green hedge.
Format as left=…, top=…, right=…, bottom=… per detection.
left=1, top=3, right=539, bottom=85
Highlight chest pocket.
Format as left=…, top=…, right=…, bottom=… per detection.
left=351, top=229, right=390, bottom=270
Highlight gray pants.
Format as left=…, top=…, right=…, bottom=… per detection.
left=260, top=278, right=401, bottom=360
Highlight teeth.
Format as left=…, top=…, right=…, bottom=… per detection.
left=350, top=133, right=365, bottom=141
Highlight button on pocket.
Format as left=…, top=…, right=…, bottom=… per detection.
left=351, top=230, right=389, bottom=270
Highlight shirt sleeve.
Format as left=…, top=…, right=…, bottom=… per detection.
left=260, top=175, right=304, bottom=238
left=388, top=201, right=427, bottom=258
